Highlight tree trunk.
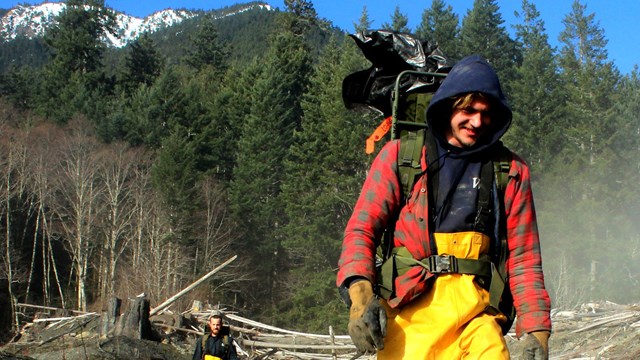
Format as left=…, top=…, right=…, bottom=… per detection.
left=101, top=296, right=121, bottom=335
left=115, top=296, right=154, bottom=340
left=25, top=208, right=41, bottom=303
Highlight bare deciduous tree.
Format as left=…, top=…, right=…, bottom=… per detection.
left=51, top=118, right=104, bottom=311
left=0, top=123, right=18, bottom=331
left=193, top=176, right=249, bottom=294
left=96, top=143, right=140, bottom=302
left=25, top=123, right=67, bottom=308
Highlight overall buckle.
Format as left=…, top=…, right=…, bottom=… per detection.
left=429, top=255, right=458, bottom=273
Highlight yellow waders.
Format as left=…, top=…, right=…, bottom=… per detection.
left=377, top=232, right=509, bottom=360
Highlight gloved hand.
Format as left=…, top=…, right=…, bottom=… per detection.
left=522, top=331, right=550, bottom=360
left=347, top=280, right=387, bottom=354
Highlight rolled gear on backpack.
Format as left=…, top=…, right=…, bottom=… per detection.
left=342, top=30, right=452, bottom=117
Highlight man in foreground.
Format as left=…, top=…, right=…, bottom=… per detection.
left=337, top=55, right=552, bottom=359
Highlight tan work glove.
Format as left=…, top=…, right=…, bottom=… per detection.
left=347, top=280, right=387, bottom=354
left=522, top=330, right=550, bottom=360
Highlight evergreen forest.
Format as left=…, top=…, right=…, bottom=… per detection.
left=1, top=0, right=639, bottom=339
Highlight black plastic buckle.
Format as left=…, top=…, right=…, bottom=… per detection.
left=430, top=255, right=458, bottom=273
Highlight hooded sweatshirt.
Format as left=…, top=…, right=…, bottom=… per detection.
left=425, top=55, right=511, bottom=235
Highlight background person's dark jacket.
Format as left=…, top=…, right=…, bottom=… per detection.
left=192, top=332, right=238, bottom=360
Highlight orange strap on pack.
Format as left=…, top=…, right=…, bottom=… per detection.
left=365, top=116, right=393, bottom=154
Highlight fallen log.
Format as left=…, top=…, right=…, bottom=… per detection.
left=571, top=311, right=640, bottom=333
left=33, top=312, right=98, bottom=323
left=242, top=339, right=355, bottom=351
left=150, top=255, right=237, bottom=316
left=38, top=315, right=97, bottom=346
left=225, top=313, right=351, bottom=341
left=153, top=323, right=203, bottom=335
left=16, top=303, right=90, bottom=315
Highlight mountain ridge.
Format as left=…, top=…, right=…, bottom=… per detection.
left=0, top=1, right=274, bottom=47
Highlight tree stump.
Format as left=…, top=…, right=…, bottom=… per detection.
left=101, top=296, right=122, bottom=336
left=114, top=296, right=153, bottom=340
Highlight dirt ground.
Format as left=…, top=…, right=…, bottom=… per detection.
left=2, top=302, right=640, bottom=359
left=0, top=313, right=195, bottom=360
left=2, top=336, right=192, bottom=360
left=507, top=305, right=640, bottom=360
left=3, top=328, right=640, bottom=360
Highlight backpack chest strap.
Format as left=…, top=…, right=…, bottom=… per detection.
left=391, top=246, right=493, bottom=278
left=377, top=245, right=506, bottom=314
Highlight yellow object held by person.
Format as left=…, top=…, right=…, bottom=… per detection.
left=204, top=355, right=222, bottom=360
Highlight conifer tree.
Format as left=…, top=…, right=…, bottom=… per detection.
left=38, top=0, right=117, bottom=123
left=283, top=0, right=318, bottom=36
left=179, top=66, right=235, bottom=180
left=558, top=0, right=620, bottom=167
left=416, top=0, right=460, bottom=59
left=354, top=6, right=372, bottom=33
left=506, top=0, right=565, bottom=170
left=612, top=69, right=640, bottom=180
left=381, top=5, right=410, bottom=33
left=151, top=130, right=199, bottom=244
left=0, top=65, right=40, bottom=110
left=202, top=62, right=263, bottom=183
left=121, top=32, right=164, bottom=93
left=278, top=37, right=372, bottom=330
left=543, top=0, right=622, bottom=303
left=135, top=66, right=189, bottom=148
left=459, top=0, right=519, bottom=92
left=229, top=2, right=314, bottom=317
left=185, top=15, right=230, bottom=74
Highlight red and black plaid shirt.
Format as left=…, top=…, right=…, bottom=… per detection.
left=337, top=140, right=551, bottom=336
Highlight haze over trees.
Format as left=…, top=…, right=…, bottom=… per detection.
left=1, top=0, right=639, bottom=339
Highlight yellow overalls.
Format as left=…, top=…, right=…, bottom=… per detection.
left=378, top=232, right=509, bottom=359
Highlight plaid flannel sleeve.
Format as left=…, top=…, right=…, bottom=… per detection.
left=336, top=141, right=402, bottom=287
left=504, top=155, right=552, bottom=337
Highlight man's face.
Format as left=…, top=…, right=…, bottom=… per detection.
left=208, top=317, right=222, bottom=336
left=445, top=97, right=493, bottom=148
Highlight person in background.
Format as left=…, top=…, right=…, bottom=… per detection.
left=192, top=310, right=238, bottom=360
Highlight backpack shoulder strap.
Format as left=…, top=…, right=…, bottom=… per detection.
left=222, top=335, right=230, bottom=357
left=376, top=93, right=431, bottom=299
left=492, top=142, right=512, bottom=198
left=396, top=93, right=432, bottom=202
left=488, top=142, right=515, bottom=334
left=201, top=333, right=210, bottom=359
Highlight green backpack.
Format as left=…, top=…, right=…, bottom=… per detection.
left=371, top=70, right=516, bottom=334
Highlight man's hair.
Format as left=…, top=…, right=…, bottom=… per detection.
left=451, top=92, right=488, bottom=110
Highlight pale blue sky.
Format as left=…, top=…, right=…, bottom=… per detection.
left=2, top=0, right=637, bottom=74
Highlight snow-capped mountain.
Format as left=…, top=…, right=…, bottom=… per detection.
left=1, top=2, right=272, bottom=47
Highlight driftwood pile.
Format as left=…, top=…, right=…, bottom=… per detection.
left=2, top=252, right=639, bottom=359
left=506, top=301, right=640, bottom=360
left=546, top=301, right=640, bottom=359
left=1, top=254, right=361, bottom=359
left=5, top=301, right=358, bottom=360
left=9, top=300, right=640, bottom=360
left=187, top=310, right=356, bottom=360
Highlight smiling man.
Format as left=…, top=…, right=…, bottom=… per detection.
left=338, top=55, right=552, bottom=359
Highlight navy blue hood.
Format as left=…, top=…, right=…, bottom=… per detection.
left=426, top=55, right=512, bottom=153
